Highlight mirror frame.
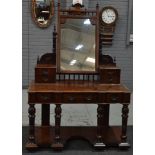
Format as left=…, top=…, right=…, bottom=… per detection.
left=56, top=3, right=99, bottom=73
left=32, top=0, right=54, bottom=28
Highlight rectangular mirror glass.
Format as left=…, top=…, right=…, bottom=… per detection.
left=60, top=18, right=96, bottom=72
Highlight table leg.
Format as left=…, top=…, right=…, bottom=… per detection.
left=25, top=104, right=38, bottom=150
left=94, top=104, right=106, bottom=148
left=119, top=104, right=130, bottom=149
left=51, top=104, right=64, bottom=150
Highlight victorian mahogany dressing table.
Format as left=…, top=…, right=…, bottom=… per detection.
left=26, top=3, right=131, bottom=150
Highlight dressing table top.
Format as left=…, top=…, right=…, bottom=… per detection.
left=28, top=81, right=130, bottom=93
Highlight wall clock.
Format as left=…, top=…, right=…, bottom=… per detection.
left=100, top=6, right=118, bottom=26
left=99, top=6, right=118, bottom=46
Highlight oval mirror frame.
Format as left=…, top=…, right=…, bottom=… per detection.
left=32, top=0, right=54, bottom=28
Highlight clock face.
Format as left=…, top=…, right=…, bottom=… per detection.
left=102, top=9, right=116, bottom=24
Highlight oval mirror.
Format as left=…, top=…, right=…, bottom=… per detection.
left=32, top=0, right=54, bottom=28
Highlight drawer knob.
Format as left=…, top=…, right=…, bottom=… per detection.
left=42, top=70, right=48, bottom=76
left=86, top=97, right=92, bottom=101
left=109, top=78, right=113, bottom=82
left=108, top=72, right=113, bottom=75
left=42, top=77, right=48, bottom=82
left=40, top=95, right=50, bottom=100
left=69, top=97, right=75, bottom=102
left=111, top=97, right=117, bottom=101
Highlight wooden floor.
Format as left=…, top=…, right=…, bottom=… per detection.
left=22, top=126, right=133, bottom=155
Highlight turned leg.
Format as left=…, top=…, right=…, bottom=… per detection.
left=94, top=104, right=106, bottom=148
left=25, top=104, right=38, bottom=150
left=119, top=104, right=130, bottom=149
left=51, top=104, right=64, bottom=150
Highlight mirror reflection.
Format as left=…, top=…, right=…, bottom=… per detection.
left=60, top=19, right=96, bottom=72
left=33, top=0, right=54, bottom=27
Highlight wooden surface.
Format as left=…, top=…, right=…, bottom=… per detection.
left=28, top=81, right=130, bottom=93
left=28, top=82, right=130, bottom=105
left=35, top=126, right=122, bottom=147
left=23, top=126, right=133, bottom=154
left=35, top=64, right=56, bottom=68
left=35, top=65, right=56, bottom=83
left=99, top=66, right=120, bottom=84
left=25, top=1, right=131, bottom=151
left=26, top=81, right=130, bottom=150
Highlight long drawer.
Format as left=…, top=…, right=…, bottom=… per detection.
left=62, top=93, right=98, bottom=103
left=28, top=93, right=55, bottom=103
left=28, top=92, right=130, bottom=104
left=99, top=93, right=130, bottom=103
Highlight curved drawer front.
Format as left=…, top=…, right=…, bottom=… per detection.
left=62, top=93, right=98, bottom=103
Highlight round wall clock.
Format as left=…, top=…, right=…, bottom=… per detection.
left=100, top=6, right=118, bottom=26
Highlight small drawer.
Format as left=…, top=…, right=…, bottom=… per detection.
left=62, top=93, right=98, bottom=103
left=106, top=71, right=116, bottom=83
left=106, top=93, right=122, bottom=103
left=100, top=68, right=120, bottom=84
left=35, top=66, right=56, bottom=83
left=39, top=69, right=49, bottom=82
left=36, top=93, right=55, bottom=103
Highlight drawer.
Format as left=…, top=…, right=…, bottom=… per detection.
left=36, top=93, right=55, bottom=103
left=62, top=93, right=98, bottom=103
left=35, top=67, right=56, bottom=83
left=100, top=69, right=120, bottom=84
left=29, top=93, right=55, bottom=103
left=107, top=70, right=119, bottom=82
left=106, top=93, right=122, bottom=103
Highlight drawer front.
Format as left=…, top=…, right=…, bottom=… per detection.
left=35, top=68, right=56, bottom=83
left=36, top=93, right=55, bottom=103
left=100, top=69, right=120, bottom=84
left=106, top=70, right=120, bottom=83
left=29, top=93, right=55, bottom=103
left=62, top=93, right=98, bottom=103
left=106, top=93, right=122, bottom=103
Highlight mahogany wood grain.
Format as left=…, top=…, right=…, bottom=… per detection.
left=119, top=104, right=130, bottom=149
left=28, top=81, right=130, bottom=93
left=34, top=126, right=122, bottom=147
left=99, top=66, right=120, bottom=84
left=35, top=64, right=56, bottom=83
left=94, top=104, right=106, bottom=148
left=25, top=104, right=38, bottom=150
left=51, top=104, right=64, bottom=150
left=26, top=82, right=130, bottom=150
left=26, top=2, right=131, bottom=151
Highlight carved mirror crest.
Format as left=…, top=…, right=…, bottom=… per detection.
left=32, top=0, right=54, bottom=28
